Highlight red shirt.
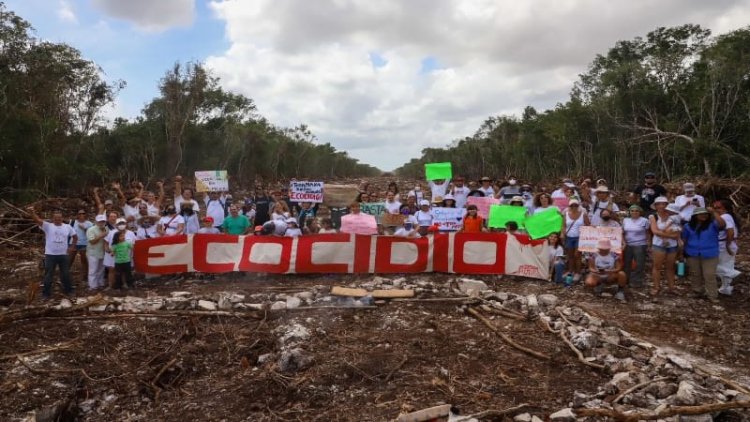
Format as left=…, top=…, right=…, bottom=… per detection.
left=463, top=216, right=484, bottom=233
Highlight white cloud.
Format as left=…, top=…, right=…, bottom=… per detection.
left=58, top=0, right=77, bottom=24
left=205, top=0, right=750, bottom=170
left=91, top=0, right=194, bottom=32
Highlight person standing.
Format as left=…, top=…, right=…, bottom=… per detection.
left=222, top=205, right=252, bottom=235
left=682, top=207, right=726, bottom=303
left=648, top=198, right=681, bottom=296
left=85, top=215, right=109, bottom=290
left=104, top=218, right=137, bottom=288
left=675, top=183, right=705, bottom=224
left=632, top=172, right=667, bottom=215
left=622, top=205, right=650, bottom=288
left=252, top=187, right=272, bottom=226
left=560, top=199, right=590, bottom=282
left=28, top=207, right=77, bottom=299
left=450, top=177, right=470, bottom=209
left=69, top=209, right=93, bottom=282
left=204, top=191, right=228, bottom=231
left=109, top=230, right=134, bottom=290
left=478, top=177, right=495, bottom=197
left=590, top=186, right=620, bottom=226
left=714, top=200, right=741, bottom=296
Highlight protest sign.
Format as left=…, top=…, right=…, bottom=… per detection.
left=381, top=213, right=405, bottom=227
left=552, top=197, right=569, bottom=211
left=432, top=207, right=464, bottom=231
left=466, top=196, right=499, bottom=219
left=487, top=205, right=527, bottom=229
left=323, top=184, right=359, bottom=208
left=340, top=213, right=378, bottom=235
left=525, top=208, right=563, bottom=239
left=578, top=226, right=623, bottom=253
left=134, top=232, right=550, bottom=279
left=361, top=202, right=386, bottom=224
left=290, top=181, right=324, bottom=203
left=425, top=162, right=452, bottom=181
left=195, top=170, right=228, bottom=192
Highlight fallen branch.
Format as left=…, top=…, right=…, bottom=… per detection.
left=22, top=309, right=264, bottom=321
left=15, top=355, right=120, bottom=382
left=555, top=309, right=605, bottom=370
left=0, top=295, right=110, bottom=325
left=455, top=403, right=530, bottom=421
left=575, top=400, right=750, bottom=421
left=611, top=376, right=672, bottom=404
left=467, top=307, right=550, bottom=361
left=150, top=357, right=178, bottom=401
left=0, top=338, right=79, bottom=360
left=695, top=365, right=750, bottom=395
left=384, top=355, right=408, bottom=382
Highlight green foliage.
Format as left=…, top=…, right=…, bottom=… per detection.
left=397, top=24, right=750, bottom=185
left=0, top=3, right=379, bottom=198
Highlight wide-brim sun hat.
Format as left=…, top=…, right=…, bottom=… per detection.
left=665, top=203, right=681, bottom=214
left=651, top=196, right=669, bottom=210
left=692, top=207, right=710, bottom=216
left=595, top=186, right=610, bottom=194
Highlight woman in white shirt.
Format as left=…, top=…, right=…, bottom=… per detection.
left=414, top=200, right=434, bottom=236
left=533, top=193, right=557, bottom=215
left=622, top=205, right=650, bottom=288
left=715, top=199, right=741, bottom=295
left=560, top=199, right=590, bottom=282
left=271, top=202, right=291, bottom=221
left=649, top=197, right=681, bottom=296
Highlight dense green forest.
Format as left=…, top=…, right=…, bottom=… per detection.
left=396, top=25, right=750, bottom=187
left=0, top=3, right=380, bottom=197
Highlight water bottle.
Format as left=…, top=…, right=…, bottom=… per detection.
left=676, top=261, right=685, bottom=277
left=564, top=274, right=574, bottom=288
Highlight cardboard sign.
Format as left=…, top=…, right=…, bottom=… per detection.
left=361, top=202, right=386, bottom=224
left=578, top=226, right=623, bottom=253
left=340, top=213, right=378, bottom=235
left=195, top=171, right=228, bottom=192
left=552, top=197, right=569, bottom=211
left=432, top=207, right=464, bottom=231
left=133, top=233, right=550, bottom=279
left=323, top=185, right=360, bottom=208
left=488, top=205, right=527, bottom=228
left=467, top=196, right=500, bottom=219
left=425, top=162, right=452, bottom=181
left=381, top=213, right=405, bottom=227
left=290, top=181, right=324, bottom=203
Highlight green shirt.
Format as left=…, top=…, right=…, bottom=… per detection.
left=222, top=215, right=250, bottom=235
left=112, top=242, right=133, bottom=264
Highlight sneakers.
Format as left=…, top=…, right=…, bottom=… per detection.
left=614, top=290, right=626, bottom=302
left=573, top=273, right=581, bottom=282
left=718, top=286, right=733, bottom=296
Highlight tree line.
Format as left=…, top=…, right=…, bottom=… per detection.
left=395, top=24, right=750, bottom=187
left=0, top=3, right=379, bottom=200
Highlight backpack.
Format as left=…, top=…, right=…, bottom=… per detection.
left=206, top=198, right=228, bottom=217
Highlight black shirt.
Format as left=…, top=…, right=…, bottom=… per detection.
left=253, top=195, right=271, bottom=226
left=633, top=184, right=667, bottom=210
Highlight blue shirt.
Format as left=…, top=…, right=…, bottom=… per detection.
left=682, top=220, right=720, bottom=258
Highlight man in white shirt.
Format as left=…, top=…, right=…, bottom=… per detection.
left=589, top=186, right=620, bottom=226
left=451, top=176, right=470, bottom=209
left=675, top=182, right=704, bottom=223
left=551, top=179, right=576, bottom=199
left=29, top=207, right=77, bottom=299
left=428, top=179, right=451, bottom=202
left=204, top=191, right=227, bottom=229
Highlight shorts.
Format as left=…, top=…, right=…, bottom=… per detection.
left=564, top=236, right=579, bottom=249
left=652, top=244, right=678, bottom=254
left=75, top=245, right=87, bottom=251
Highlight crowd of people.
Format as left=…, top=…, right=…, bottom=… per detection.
left=29, top=173, right=741, bottom=304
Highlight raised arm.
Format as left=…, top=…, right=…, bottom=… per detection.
left=112, top=182, right=126, bottom=208
left=155, top=180, right=165, bottom=208
left=93, top=187, right=104, bottom=214
left=27, top=206, right=43, bottom=226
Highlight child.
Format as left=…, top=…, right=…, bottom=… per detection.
left=505, top=221, right=519, bottom=234
left=198, top=216, right=220, bottom=234
left=394, top=220, right=420, bottom=238
left=284, top=217, right=303, bottom=237
left=318, top=218, right=337, bottom=234
left=548, top=233, right=566, bottom=283
left=460, top=204, right=485, bottom=233
left=110, top=231, right=134, bottom=289
left=584, top=238, right=626, bottom=301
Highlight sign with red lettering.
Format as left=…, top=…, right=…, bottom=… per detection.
left=133, top=233, right=549, bottom=279
left=290, top=181, right=324, bottom=203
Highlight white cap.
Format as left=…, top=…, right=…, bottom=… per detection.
left=285, top=217, right=297, bottom=224
left=95, top=214, right=106, bottom=222
left=116, top=218, right=127, bottom=225
left=419, top=200, right=430, bottom=206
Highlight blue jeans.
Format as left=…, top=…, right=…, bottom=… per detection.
left=43, top=254, right=73, bottom=298
left=624, top=245, right=647, bottom=287
left=553, top=261, right=566, bottom=284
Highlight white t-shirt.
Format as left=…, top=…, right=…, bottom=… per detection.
left=159, top=214, right=185, bottom=236
left=384, top=201, right=402, bottom=214
left=285, top=227, right=303, bottom=237
left=198, top=227, right=220, bottom=234
left=551, top=188, right=566, bottom=199
left=548, top=244, right=565, bottom=263
left=123, top=204, right=139, bottom=221
left=415, top=210, right=433, bottom=227
left=564, top=212, right=585, bottom=238
left=428, top=180, right=450, bottom=201
left=478, top=186, right=495, bottom=197
left=245, top=209, right=256, bottom=222
left=136, top=218, right=159, bottom=239
left=146, top=202, right=160, bottom=217
left=318, top=228, right=337, bottom=234
left=675, top=194, right=705, bottom=222
left=651, top=214, right=680, bottom=248
left=623, top=217, right=650, bottom=246
left=204, top=196, right=226, bottom=227
left=589, top=201, right=620, bottom=226
left=174, top=195, right=201, bottom=212
left=42, top=222, right=76, bottom=255
left=593, top=252, right=618, bottom=271
left=452, top=186, right=470, bottom=209
left=271, top=211, right=290, bottom=221
left=719, top=213, right=737, bottom=248
left=394, top=228, right=420, bottom=238
left=407, top=189, right=425, bottom=203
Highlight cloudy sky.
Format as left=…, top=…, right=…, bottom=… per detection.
left=7, top=0, right=750, bottom=170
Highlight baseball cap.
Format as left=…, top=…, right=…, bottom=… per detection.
left=115, top=218, right=127, bottom=225
left=595, top=186, right=610, bottom=193
left=419, top=199, right=430, bottom=206
left=95, top=214, right=106, bottom=222
left=285, top=217, right=297, bottom=224
left=203, top=216, right=214, bottom=223
left=510, top=195, right=524, bottom=203
left=683, top=182, right=695, bottom=191
left=104, top=199, right=114, bottom=205
left=645, top=172, right=656, bottom=177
